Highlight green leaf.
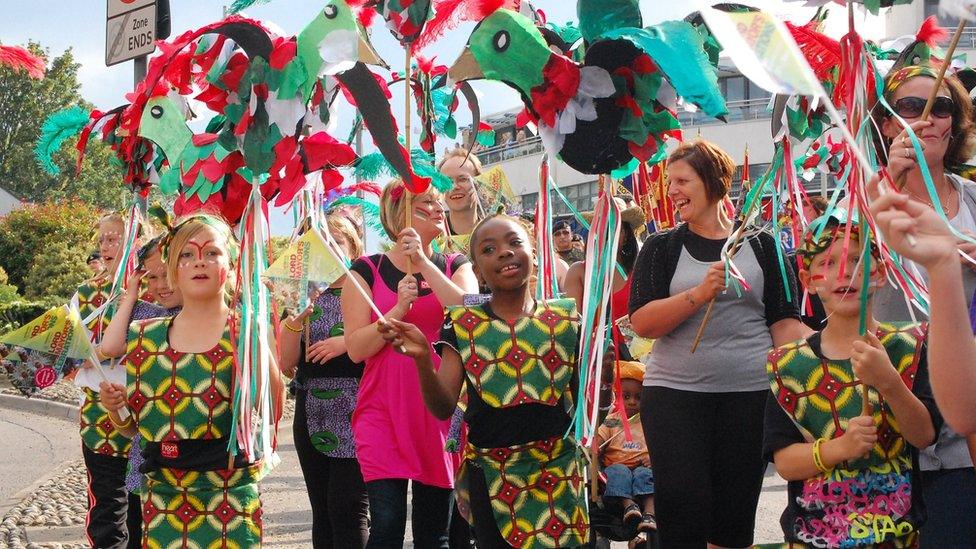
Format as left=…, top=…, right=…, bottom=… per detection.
left=310, top=430, right=339, bottom=454
left=310, top=388, right=343, bottom=400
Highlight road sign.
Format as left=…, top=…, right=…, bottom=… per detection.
left=105, top=0, right=157, bottom=67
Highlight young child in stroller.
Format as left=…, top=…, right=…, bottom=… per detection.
left=594, top=360, right=656, bottom=545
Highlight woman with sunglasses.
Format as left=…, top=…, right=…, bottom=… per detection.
left=873, top=65, right=976, bottom=547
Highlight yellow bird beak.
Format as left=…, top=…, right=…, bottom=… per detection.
left=447, top=47, right=484, bottom=86
left=358, top=33, right=387, bottom=69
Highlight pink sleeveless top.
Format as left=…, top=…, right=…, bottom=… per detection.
left=351, top=254, right=461, bottom=488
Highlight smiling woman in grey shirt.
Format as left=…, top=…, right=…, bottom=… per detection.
left=629, top=140, right=804, bottom=548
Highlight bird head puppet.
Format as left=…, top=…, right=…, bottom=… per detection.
left=447, top=1, right=727, bottom=175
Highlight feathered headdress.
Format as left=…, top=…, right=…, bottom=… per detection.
left=0, top=44, right=45, bottom=79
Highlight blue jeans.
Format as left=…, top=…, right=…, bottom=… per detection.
left=603, top=463, right=655, bottom=499
left=365, top=479, right=453, bottom=548
left=919, top=467, right=976, bottom=547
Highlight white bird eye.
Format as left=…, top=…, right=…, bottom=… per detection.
left=493, top=30, right=510, bottom=53
left=323, top=4, right=338, bottom=19
left=150, top=105, right=164, bottom=119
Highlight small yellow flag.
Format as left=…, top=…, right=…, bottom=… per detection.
left=264, top=230, right=347, bottom=310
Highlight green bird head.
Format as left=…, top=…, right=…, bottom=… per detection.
left=138, top=95, right=192, bottom=167
left=297, top=1, right=385, bottom=89
left=447, top=9, right=551, bottom=96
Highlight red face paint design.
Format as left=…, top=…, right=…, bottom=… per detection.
left=179, top=240, right=216, bottom=266
left=187, top=240, right=213, bottom=260
left=809, top=275, right=826, bottom=282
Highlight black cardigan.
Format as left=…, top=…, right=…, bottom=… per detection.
left=628, top=223, right=800, bottom=327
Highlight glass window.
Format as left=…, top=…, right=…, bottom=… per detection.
left=748, top=80, right=770, bottom=102
left=924, top=0, right=960, bottom=26
left=725, top=76, right=746, bottom=102
left=521, top=192, right=538, bottom=213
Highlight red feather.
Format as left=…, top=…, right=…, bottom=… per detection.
left=0, top=45, right=45, bottom=79
left=785, top=21, right=840, bottom=83
left=916, top=16, right=948, bottom=47
left=358, top=7, right=378, bottom=28
left=344, top=181, right=383, bottom=197
left=411, top=0, right=509, bottom=52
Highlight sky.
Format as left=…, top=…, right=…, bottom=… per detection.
left=3, top=0, right=850, bottom=236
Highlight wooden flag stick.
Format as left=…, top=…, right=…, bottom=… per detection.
left=893, top=19, right=967, bottom=190
left=403, top=48, right=414, bottom=276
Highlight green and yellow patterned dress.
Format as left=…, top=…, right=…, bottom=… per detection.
left=760, top=322, right=940, bottom=549
left=74, top=278, right=132, bottom=458
left=439, top=298, right=589, bottom=548
left=124, top=316, right=263, bottom=547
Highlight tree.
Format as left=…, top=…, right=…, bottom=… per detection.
left=0, top=266, right=22, bottom=304
left=0, top=42, right=126, bottom=210
left=0, top=200, right=101, bottom=292
left=24, top=240, right=91, bottom=301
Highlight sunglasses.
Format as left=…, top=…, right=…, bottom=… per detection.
left=891, top=96, right=956, bottom=119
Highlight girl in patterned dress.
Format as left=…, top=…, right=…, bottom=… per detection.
left=99, top=213, right=285, bottom=548
left=279, top=214, right=369, bottom=547
left=378, top=214, right=589, bottom=548
left=73, top=212, right=142, bottom=549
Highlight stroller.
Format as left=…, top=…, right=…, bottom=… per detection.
left=586, top=471, right=660, bottom=548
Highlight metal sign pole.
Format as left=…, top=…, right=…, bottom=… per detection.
left=134, top=56, right=146, bottom=88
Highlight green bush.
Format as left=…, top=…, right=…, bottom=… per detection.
left=0, top=297, right=61, bottom=333
left=0, top=200, right=101, bottom=292
left=23, top=239, right=90, bottom=301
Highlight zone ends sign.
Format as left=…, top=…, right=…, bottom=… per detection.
left=105, top=0, right=156, bottom=66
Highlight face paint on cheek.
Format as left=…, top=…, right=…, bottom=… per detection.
left=809, top=275, right=826, bottom=282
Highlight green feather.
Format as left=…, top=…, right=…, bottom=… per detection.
left=352, top=152, right=392, bottom=182
left=578, top=0, right=641, bottom=43
left=34, top=106, right=90, bottom=176
left=352, top=148, right=450, bottom=192
left=330, top=196, right=385, bottom=234
left=147, top=204, right=173, bottom=230
left=415, top=159, right=452, bottom=193
left=227, top=0, right=271, bottom=15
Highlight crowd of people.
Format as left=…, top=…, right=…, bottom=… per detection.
left=59, top=62, right=976, bottom=549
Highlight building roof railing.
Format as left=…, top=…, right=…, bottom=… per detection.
left=678, top=97, right=772, bottom=127
left=476, top=135, right=545, bottom=166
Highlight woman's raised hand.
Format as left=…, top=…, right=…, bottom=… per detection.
left=887, top=120, right=931, bottom=181
left=398, top=227, right=431, bottom=267
left=868, top=176, right=957, bottom=269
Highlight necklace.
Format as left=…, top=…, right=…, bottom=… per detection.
left=907, top=176, right=955, bottom=217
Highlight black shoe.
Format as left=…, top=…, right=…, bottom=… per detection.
left=638, top=513, right=657, bottom=533
left=623, top=503, right=642, bottom=530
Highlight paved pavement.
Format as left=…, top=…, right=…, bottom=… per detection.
left=0, top=408, right=78, bottom=508
left=0, top=391, right=789, bottom=548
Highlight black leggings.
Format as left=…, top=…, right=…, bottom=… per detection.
left=82, top=445, right=141, bottom=549
left=293, top=389, right=370, bottom=548
left=640, top=386, right=767, bottom=548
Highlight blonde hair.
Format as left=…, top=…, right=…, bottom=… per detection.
left=164, top=214, right=238, bottom=297
left=437, top=147, right=483, bottom=175
left=326, top=213, right=364, bottom=259
left=379, top=182, right=444, bottom=240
